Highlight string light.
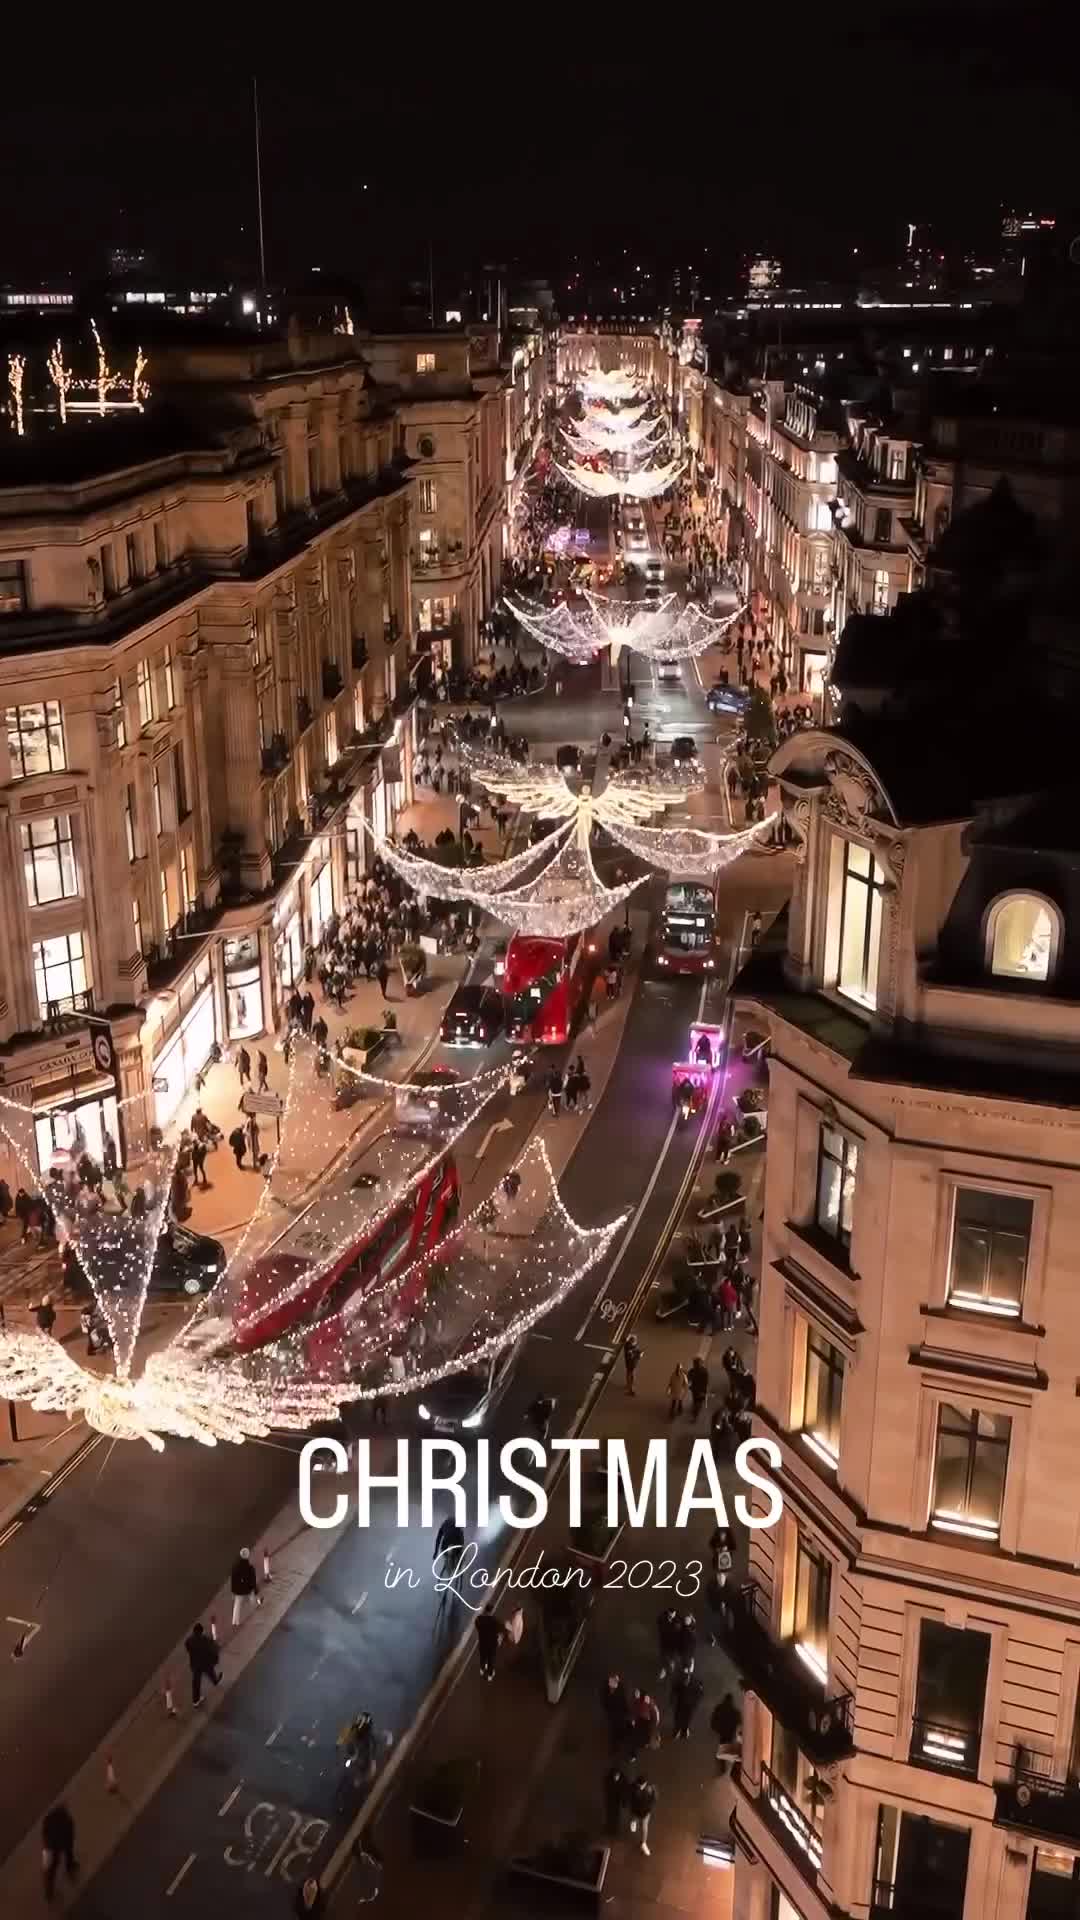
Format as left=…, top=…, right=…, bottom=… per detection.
left=555, top=454, right=687, bottom=500
left=603, top=812, right=779, bottom=877
left=8, top=354, right=25, bottom=437
left=564, top=414, right=667, bottom=458
left=505, top=590, right=747, bottom=665
left=362, top=815, right=577, bottom=899
left=581, top=368, right=643, bottom=403
left=90, top=320, right=111, bottom=417
left=584, top=397, right=651, bottom=430
left=131, top=345, right=150, bottom=410
left=47, top=339, right=71, bottom=425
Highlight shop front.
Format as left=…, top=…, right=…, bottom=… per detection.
left=223, top=933, right=264, bottom=1041
left=35, top=1087, right=121, bottom=1174
left=309, top=846, right=335, bottom=946
left=273, top=892, right=304, bottom=998
left=152, top=976, right=217, bottom=1131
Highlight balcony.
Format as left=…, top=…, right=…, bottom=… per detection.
left=910, top=1717, right=980, bottom=1778
left=724, top=1583, right=854, bottom=1764
left=322, top=660, right=344, bottom=701
left=871, top=1877, right=966, bottom=1920
left=759, top=1764, right=824, bottom=1878
left=994, top=1749, right=1080, bottom=1847
left=260, top=732, right=289, bottom=777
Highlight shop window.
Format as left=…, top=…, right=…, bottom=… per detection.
left=6, top=701, right=66, bottom=779
left=832, top=838, right=886, bottom=1010
left=1028, top=1849, right=1080, bottom=1920
left=987, top=892, right=1059, bottom=983
left=792, top=1532, right=831, bottom=1686
left=21, top=813, right=79, bottom=905
left=795, top=1324, right=844, bottom=1469
left=137, top=657, right=155, bottom=729
left=33, top=930, right=91, bottom=1019
left=815, top=1121, right=858, bottom=1253
left=931, top=1402, right=1011, bottom=1540
left=416, top=352, right=436, bottom=374
left=873, top=1807, right=969, bottom=1919
left=948, top=1187, right=1031, bottom=1316
left=910, top=1619, right=990, bottom=1775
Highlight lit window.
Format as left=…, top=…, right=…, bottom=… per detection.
left=987, top=892, right=1057, bottom=981
left=132, top=894, right=143, bottom=956
left=418, top=478, right=438, bottom=514
left=325, top=709, right=338, bottom=767
left=136, top=658, right=155, bottom=729
left=124, top=785, right=138, bottom=862
left=911, top=1619, right=990, bottom=1775
left=6, top=702, right=66, bottom=779
left=0, top=559, right=27, bottom=612
left=418, top=527, right=437, bottom=563
left=21, top=815, right=79, bottom=905
left=792, top=1533, right=831, bottom=1685
left=888, top=446, right=907, bottom=481
left=33, top=931, right=90, bottom=1019
left=113, top=678, right=126, bottom=750
left=416, top=352, right=436, bottom=374
left=163, top=645, right=176, bottom=710
left=835, top=839, right=886, bottom=1009
left=153, top=766, right=164, bottom=836
left=795, top=1325, right=844, bottom=1468
left=815, top=1122, right=858, bottom=1252
left=160, top=865, right=171, bottom=933
left=179, top=846, right=193, bottom=916
left=153, top=521, right=168, bottom=570
left=948, top=1187, right=1031, bottom=1316
left=871, top=568, right=890, bottom=613
left=931, top=1403, right=1010, bottom=1539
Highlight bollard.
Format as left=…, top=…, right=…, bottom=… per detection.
left=262, top=1548, right=272, bottom=1583
left=105, top=1755, right=118, bottom=1793
left=164, top=1680, right=176, bottom=1717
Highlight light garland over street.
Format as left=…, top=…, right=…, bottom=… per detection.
left=506, top=588, right=747, bottom=664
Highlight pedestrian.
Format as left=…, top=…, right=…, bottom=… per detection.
left=546, top=1066, right=563, bottom=1117
left=475, top=1601, right=504, bottom=1681
left=667, top=1361, right=688, bottom=1420
left=672, top=1668, right=704, bottom=1739
left=571, top=1054, right=591, bottom=1109
left=709, top=1525, right=734, bottom=1586
left=749, top=909, right=762, bottom=946
left=711, top=1690, right=742, bottom=1771
left=688, top=1355, right=709, bottom=1420
left=301, top=990, right=315, bottom=1031
left=564, top=1066, right=579, bottom=1113
left=34, top=1294, right=56, bottom=1337
left=601, top=1671, right=629, bottom=1748
left=602, top=1763, right=627, bottom=1835
left=676, top=1612, right=697, bottom=1675
left=376, top=959, right=391, bottom=1000
left=527, top=1393, right=555, bottom=1443
left=184, top=1621, right=222, bottom=1706
left=257, top=1050, right=270, bottom=1093
left=236, top=1045, right=251, bottom=1086
left=40, top=1803, right=78, bottom=1902
left=622, top=1332, right=642, bottom=1394
left=294, top=1877, right=325, bottom=1917
left=656, top=1605, right=681, bottom=1681
left=247, top=1116, right=261, bottom=1167
left=229, top=1546, right=261, bottom=1626
left=628, top=1774, right=658, bottom=1856
left=102, top=1130, right=118, bottom=1181
left=190, top=1138, right=209, bottom=1189
left=312, top=1015, right=328, bottom=1050
left=228, top=1125, right=246, bottom=1169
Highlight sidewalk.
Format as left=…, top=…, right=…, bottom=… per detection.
left=328, top=1080, right=769, bottom=1918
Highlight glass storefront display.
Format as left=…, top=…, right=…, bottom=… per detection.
left=309, top=856, right=334, bottom=946
left=35, top=1092, right=120, bottom=1174
left=224, top=934, right=263, bottom=1040
left=274, top=907, right=303, bottom=994
left=153, top=984, right=217, bottom=1130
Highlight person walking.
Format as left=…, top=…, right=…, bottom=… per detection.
left=602, top=1762, right=628, bottom=1835
left=257, top=1050, right=270, bottom=1094
left=571, top=1055, right=591, bottom=1110
left=628, top=1774, right=658, bottom=1856
left=190, top=1138, right=209, bottom=1189
left=185, top=1621, right=222, bottom=1706
left=246, top=1116, right=261, bottom=1168
left=656, top=1606, right=681, bottom=1681
left=676, top=1612, right=698, bottom=1675
left=301, top=990, right=315, bottom=1032
left=41, top=1803, right=78, bottom=1902
left=622, top=1332, right=642, bottom=1395
left=688, top=1355, right=709, bottom=1421
left=546, top=1066, right=563, bottom=1117
left=672, top=1668, right=705, bottom=1740
left=667, top=1361, right=689, bottom=1420
left=711, top=1690, right=742, bottom=1772
left=34, top=1294, right=57, bottom=1338
left=474, top=1601, right=504, bottom=1681
left=601, top=1672, right=629, bottom=1748
left=228, top=1125, right=246, bottom=1170
left=376, top=958, right=391, bottom=1001
left=236, top=1045, right=252, bottom=1087
left=229, top=1546, right=261, bottom=1627
left=709, top=1525, right=733, bottom=1586
left=564, top=1065, right=580, bottom=1113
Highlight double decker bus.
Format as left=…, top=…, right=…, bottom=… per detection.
left=232, top=1128, right=459, bottom=1362
left=502, top=930, right=598, bottom=1045
left=654, top=879, right=718, bottom=977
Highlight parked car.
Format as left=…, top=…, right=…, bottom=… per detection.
left=706, top=683, right=752, bottom=717
left=440, top=983, right=505, bottom=1047
left=151, top=1223, right=226, bottom=1296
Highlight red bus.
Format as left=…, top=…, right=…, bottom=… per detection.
left=653, top=880, right=718, bottom=977
left=502, top=930, right=597, bottom=1045
left=232, top=1128, right=459, bottom=1363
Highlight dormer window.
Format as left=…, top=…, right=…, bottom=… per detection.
left=986, top=892, right=1060, bottom=984
left=829, top=838, right=887, bottom=1011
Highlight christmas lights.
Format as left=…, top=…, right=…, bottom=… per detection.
left=604, top=812, right=779, bottom=876
left=8, top=354, right=25, bottom=437
left=584, top=398, right=651, bottom=430
left=554, top=455, right=686, bottom=500
left=461, top=831, right=645, bottom=938
left=581, top=368, right=643, bottom=404
left=564, top=414, right=667, bottom=458
left=131, top=345, right=150, bottom=410
left=90, top=321, right=111, bottom=417
left=505, top=590, right=746, bottom=665
left=362, top=815, right=577, bottom=898
left=47, top=339, right=72, bottom=425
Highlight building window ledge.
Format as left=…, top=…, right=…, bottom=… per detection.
left=921, top=1301, right=1045, bottom=1339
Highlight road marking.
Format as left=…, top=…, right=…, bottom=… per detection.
left=218, top=1784, right=243, bottom=1816
left=265, top=1722, right=283, bottom=1746
left=166, top=1854, right=197, bottom=1896
left=475, top=1117, right=513, bottom=1161
left=7, top=1615, right=42, bottom=1652
left=582, top=1343, right=614, bottom=1355
left=351, top=1591, right=368, bottom=1614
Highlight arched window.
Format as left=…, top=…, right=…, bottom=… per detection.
left=986, top=892, right=1060, bottom=983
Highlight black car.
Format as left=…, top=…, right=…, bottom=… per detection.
left=440, top=983, right=505, bottom=1047
left=151, top=1223, right=227, bottom=1296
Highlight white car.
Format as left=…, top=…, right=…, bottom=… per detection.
left=629, top=526, right=649, bottom=551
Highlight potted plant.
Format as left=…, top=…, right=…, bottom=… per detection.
left=538, top=1569, right=594, bottom=1705
left=708, top=1169, right=744, bottom=1212
left=399, top=944, right=426, bottom=994
left=409, top=1757, right=473, bottom=1857
left=568, top=1469, right=623, bottom=1573
left=340, top=1025, right=386, bottom=1071
left=509, top=1831, right=610, bottom=1911
left=655, top=1261, right=693, bottom=1321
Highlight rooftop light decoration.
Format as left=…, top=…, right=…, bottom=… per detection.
left=555, top=454, right=686, bottom=500
left=463, top=752, right=704, bottom=849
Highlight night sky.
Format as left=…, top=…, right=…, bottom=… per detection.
left=2, top=7, right=1071, bottom=290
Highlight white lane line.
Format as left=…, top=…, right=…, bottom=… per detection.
left=351, top=1591, right=368, bottom=1615
left=217, top=1784, right=242, bottom=1817
left=582, top=1343, right=614, bottom=1355
left=574, top=978, right=708, bottom=1344
left=166, top=1854, right=197, bottom=1896
left=265, top=1722, right=282, bottom=1746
